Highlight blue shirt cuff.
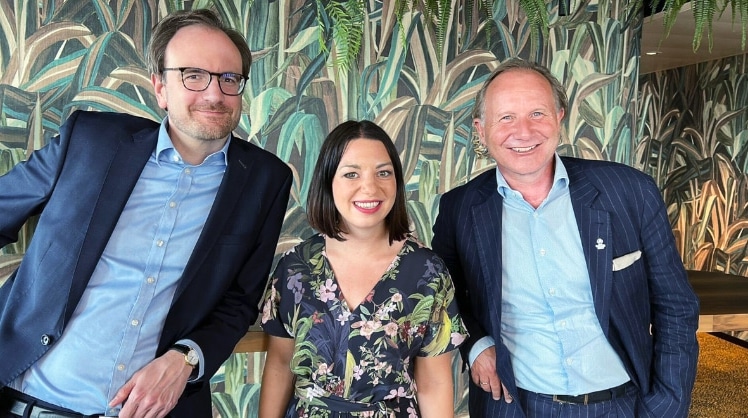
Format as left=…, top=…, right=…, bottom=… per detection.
left=468, top=336, right=495, bottom=366
left=176, top=339, right=204, bottom=381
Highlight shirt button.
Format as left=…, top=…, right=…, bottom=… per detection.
left=549, top=288, right=556, bottom=296
left=184, top=168, right=192, bottom=175
left=157, top=240, right=164, bottom=247
left=131, top=319, right=140, bottom=326
left=559, top=320, right=566, bottom=328
left=169, top=201, right=176, bottom=208
left=172, top=155, right=179, bottom=162
left=117, top=364, right=125, bottom=371
left=539, top=249, right=546, bottom=256
left=566, top=358, right=573, bottom=365
left=40, top=334, right=53, bottom=345
left=146, top=277, right=156, bottom=284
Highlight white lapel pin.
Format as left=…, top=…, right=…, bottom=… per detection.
left=595, top=238, right=606, bottom=250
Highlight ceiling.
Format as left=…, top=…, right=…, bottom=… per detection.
left=640, top=2, right=746, bottom=74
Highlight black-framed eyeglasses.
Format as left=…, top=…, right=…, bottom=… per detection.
left=161, top=67, right=247, bottom=96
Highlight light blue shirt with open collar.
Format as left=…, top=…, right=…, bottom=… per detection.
left=11, top=117, right=228, bottom=415
left=469, top=154, right=629, bottom=395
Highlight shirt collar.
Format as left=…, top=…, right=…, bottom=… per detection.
left=495, top=154, right=569, bottom=200
left=155, top=117, right=230, bottom=166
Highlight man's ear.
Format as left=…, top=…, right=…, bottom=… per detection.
left=556, top=107, right=565, bottom=124
left=473, top=118, right=486, bottom=146
left=152, top=73, right=168, bottom=110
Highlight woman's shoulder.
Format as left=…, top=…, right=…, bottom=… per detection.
left=274, top=233, right=325, bottom=270
left=403, top=235, right=442, bottom=257
left=400, top=236, right=448, bottom=272
left=281, top=233, right=325, bottom=255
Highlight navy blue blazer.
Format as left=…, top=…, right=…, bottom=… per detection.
left=432, top=156, right=699, bottom=417
left=0, top=110, right=292, bottom=417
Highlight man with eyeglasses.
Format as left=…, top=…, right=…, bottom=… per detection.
left=0, top=9, right=291, bottom=418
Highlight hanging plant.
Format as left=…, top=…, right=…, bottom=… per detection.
left=309, top=0, right=495, bottom=64
left=648, top=0, right=748, bottom=51
left=310, top=0, right=747, bottom=71
left=516, top=0, right=748, bottom=51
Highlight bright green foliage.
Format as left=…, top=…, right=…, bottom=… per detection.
left=646, top=0, right=747, bottom=51
left=319, top=0, right=365, bottom=70
left=518, top=0, right=549, bottom=46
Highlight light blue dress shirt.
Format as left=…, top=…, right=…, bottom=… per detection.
left=11, top=118, right=228, bottom=415
left=470, top=155, right=629, bottom=395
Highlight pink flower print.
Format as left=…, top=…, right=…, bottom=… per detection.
left=391, top=292, right=402, bottom=303
left=317, top=362, right=333, bottom=376
left=318, top=278, right=337, bottom=302
left=384, top=386, right=408, bottom=400
left=261, top=299, right=273, bottom=324
left=356, top=320, right=381, bottom=339
left=337, top=310, right=351, bottom=325
left=353, top=364, right=364, bottom=380
left=407, top=406, right=418, bottom=418
left=383, top=322, right=399, bottom=338
left=451, top=332, right=466, bottom=346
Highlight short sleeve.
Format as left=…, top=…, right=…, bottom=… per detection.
left=418, top=251, right=468, bottom=357
left=260, top=249, right=298, bottom=338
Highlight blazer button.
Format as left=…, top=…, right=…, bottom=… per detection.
left=41, top=334, right=53, bottom=345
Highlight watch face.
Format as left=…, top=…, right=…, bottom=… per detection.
left=185, top=349, right=199, bottom=366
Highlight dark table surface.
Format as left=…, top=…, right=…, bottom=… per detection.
left=688, top=270, right=748, bottom=315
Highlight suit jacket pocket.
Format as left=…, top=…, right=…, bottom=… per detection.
left=612, top=250, right=642, bottom=271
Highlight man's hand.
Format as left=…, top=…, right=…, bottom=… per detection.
left=109, top=350, right=193, bottom=418
left=470, top=346, right=513, bottom=403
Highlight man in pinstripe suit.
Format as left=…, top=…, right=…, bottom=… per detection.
left=432, top=59, right=699, bottom=417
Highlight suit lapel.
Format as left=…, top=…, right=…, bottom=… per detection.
left=469, top=172, right=521, bottom=391
left=174, top=137, right=253, bottom=297
left=469, top=173, right=504, bottom=324
left=472, top=195, right=503, bottom=296
left=67, top=128, right=157, bottom=320
left=566, top=159, right=614, bottom=334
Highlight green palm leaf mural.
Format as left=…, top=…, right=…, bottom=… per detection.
left=10, top=0, right=745, bottom=415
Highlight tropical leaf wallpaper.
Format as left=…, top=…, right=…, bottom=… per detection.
left=638, top=54, right=748, bottom=345
left=1, top=0, right=744, bottom=416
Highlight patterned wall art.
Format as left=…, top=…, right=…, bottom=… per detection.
left=6, top=0, right=740, bottom=415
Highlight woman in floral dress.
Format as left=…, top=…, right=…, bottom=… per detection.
left=259, top=120, right=467, bottom=418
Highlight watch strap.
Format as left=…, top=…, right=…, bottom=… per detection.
left=170, top=344, right=198, bottom=368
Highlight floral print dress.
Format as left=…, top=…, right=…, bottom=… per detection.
left=261, top=234, right=467, bottom=417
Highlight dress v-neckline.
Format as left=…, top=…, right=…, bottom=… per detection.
left=323, top=239, right=407, bottom=313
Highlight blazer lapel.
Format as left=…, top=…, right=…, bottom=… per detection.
left=174, top=137, right=253, bottom=296
left=67, top=128, right=157, bottom=320
left=468, top=172, right=521, bottom=392
left=566, top=161, right=614, bottom=334
left=472, top=197, right=503, bottom=296
left=470, top=174, right=504, bottom=323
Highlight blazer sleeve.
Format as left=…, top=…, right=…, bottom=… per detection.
left=178, top=163, right=293, bottom=384
left=432, top=189, right=488, bottom=364
left=634, top=177, right=700, bottom=417
left=0, top=111, right=82, bottom=247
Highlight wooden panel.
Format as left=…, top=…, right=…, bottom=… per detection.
left=698, top=314, right=748, bottom=333
left=689, top=271, right=748, bottom=332
left=233, top=331, right=268, bottom=353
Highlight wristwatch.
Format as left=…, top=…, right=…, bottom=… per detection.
left=171, top=344, right=199, bottom=368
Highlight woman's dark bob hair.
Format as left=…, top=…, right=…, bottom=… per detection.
left=307, top=120, right=410, bottom=244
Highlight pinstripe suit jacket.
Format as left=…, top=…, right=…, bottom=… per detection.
left=432, top=156, right=699, bottom=417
